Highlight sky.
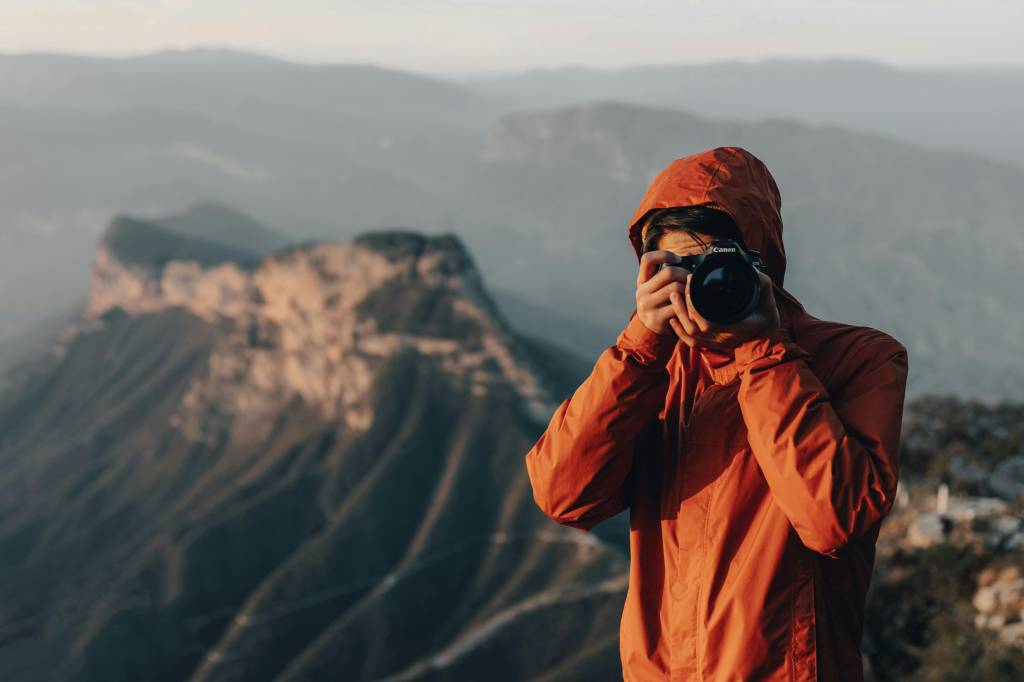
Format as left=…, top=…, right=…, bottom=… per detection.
left=1, top=0, right=1022, bottom=78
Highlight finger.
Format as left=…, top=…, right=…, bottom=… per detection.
left=637, top=250, right=682, bottom=286
left=637, top=267, right=690, bottom=303
left=669, top=316, right=729, bottom=349
left=646, top=278, right=686, bottom=306
left=668, top=289, right=698, bottom=336
left=653, top=305, right=681, bottom=327
left=667, top=288, right=700, bottom=337
left=683, top=274, right=712, bottom=333
left=676, top=279, right=731, bottom=349
left=668, top=318, right=696, bottom=347
left=641, top=293, right=688, bottom=329
left=638, top=259, right=689, bottom=294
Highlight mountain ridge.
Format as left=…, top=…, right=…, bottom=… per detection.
left=0, top=219, right=627, bottom=681
left=85, top=218, right=561, bottom=440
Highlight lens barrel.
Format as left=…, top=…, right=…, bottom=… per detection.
left=689, top=251, right=762, bottom=324
left=655, top=240, right=765, bottom=324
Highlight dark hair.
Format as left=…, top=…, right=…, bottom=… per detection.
left=640, top=205, right=744, bottom=254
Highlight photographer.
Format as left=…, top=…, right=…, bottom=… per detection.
left=524, top=146, right=909, bottom=681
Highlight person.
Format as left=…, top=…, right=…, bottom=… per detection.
left=524, top=146, right=909, bottom=681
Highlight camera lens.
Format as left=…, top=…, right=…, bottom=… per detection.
left=690, top=255, right=761, bottom=324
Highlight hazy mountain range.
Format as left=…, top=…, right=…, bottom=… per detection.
left=467, top=58, right=1024, bottom=168
left=1, top=49, right=1022, bottom=400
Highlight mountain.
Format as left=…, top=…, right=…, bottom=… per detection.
left=4, top=210, right=1024, bottom=680
left=0, top=49, right=493, bottom=125
left=96, top=202, right=290, bottom=274
left=0, top=50, right=492, bottom=345
left=0, top=302, right=82, bottom=394
left=2, top=50, right=1022, bottom=399
left=490, top=288, right=613, bottom=363
left=466, top=57, right=1024, bottom=169
left=0, top=219, right=628, bottom=681
left=154, top=202, right=290, bottom=256
left=469, top=101, right=1024, bottom=400
left=101, top=216, right=263, bottom=272
left=0, top=203, right=284, bottom=379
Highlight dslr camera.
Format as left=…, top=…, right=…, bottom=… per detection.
left=658, top=239, right=769, bottom=324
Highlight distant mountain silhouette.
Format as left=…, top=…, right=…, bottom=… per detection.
left=1, top=50, right=1021, bottom=399
left=154, top=202, right=290, bottom=255
left=102, top=215, right=264, bottom=270
left=467, top=57, right=1024, bottom=168
left=0, top=218, right=628, bottom=682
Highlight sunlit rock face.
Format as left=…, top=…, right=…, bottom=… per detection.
left=85, top=225, right=557, bottom=444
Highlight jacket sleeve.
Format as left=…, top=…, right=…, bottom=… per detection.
left=524, top=309, right=676, bottom=532
left=733, top=325, right=909, bottom=559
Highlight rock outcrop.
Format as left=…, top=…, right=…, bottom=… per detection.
left=0, top=214, right=624, bottom=682
left=84, top=221, right=557, bottom=444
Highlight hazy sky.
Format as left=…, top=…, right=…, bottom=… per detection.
left=2, top=0, right=1022, bottom=77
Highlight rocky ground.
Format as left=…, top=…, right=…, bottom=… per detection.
left=863, top=397, right=1024, bottom=681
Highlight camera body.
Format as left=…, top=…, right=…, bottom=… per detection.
left=658, top=239, right=768, bottom=325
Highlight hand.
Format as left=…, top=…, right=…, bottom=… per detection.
left=667, top=269, right=782, bottom=350
left=635, top=250, right=691, bottom=335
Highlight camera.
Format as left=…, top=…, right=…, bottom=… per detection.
left=658, top=239, right=769, bottom=324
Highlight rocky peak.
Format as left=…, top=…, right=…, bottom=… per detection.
left=83, top=216, right=557, bottom=444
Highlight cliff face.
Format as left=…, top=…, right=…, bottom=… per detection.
left=0, top=217, right=625, bottom=682
left=85, top=223, right=557, bottom=444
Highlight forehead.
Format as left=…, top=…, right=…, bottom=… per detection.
left=657, top=230, right=716, bottom=252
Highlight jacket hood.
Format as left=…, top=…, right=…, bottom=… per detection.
left=628, top=146, right=805, bottom=322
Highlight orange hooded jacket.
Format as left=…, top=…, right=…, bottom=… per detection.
left=524, top=146, right=909, bottom=681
